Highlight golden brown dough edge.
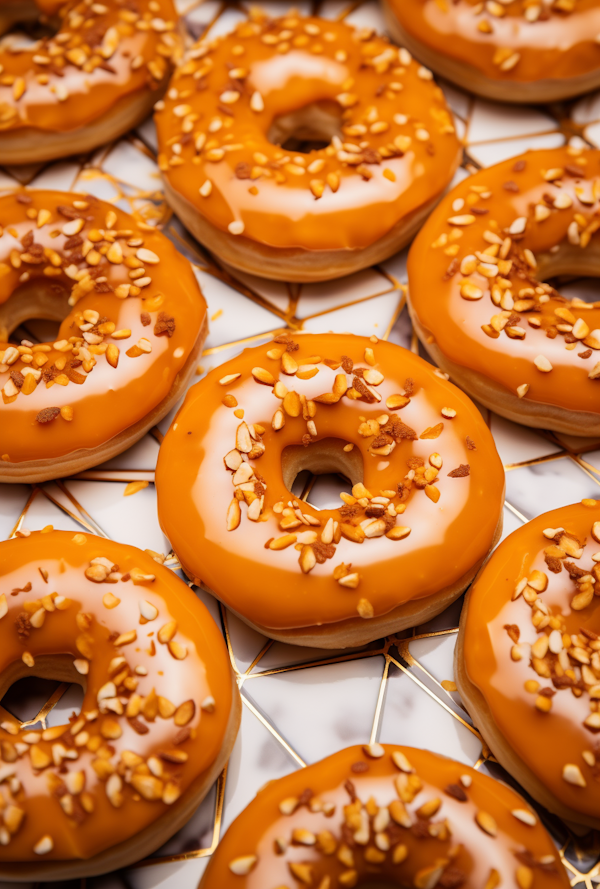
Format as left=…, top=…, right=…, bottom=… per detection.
left=408, top=302, right=600, bottom=437
left=176, top=510, right=503, bottom=649
left=382, top=3, right=600, bottom=105
left=161, top=176, right=449, bottom=283
left=0, top=82, right=170, bottom=166
left=0, top=315, right=208, bottom=484
left=455, top=588, right=600, bottom=830
left=0, top=667, right=241, bottom=880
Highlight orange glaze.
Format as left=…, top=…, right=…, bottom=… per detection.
left=385, top=0, right=600, bottom=85
left=0, top=0, right=180, bottom=135
left=200, top=744, right=569, bottom=888
left=154, top=11, right=461, bottom=252
left=463, top=500, right=600, bottom=823
left=0, top=190, right=206, bottom=464
left=155, top=333, right=505, bottom=633
left=0, top=530, right=234, bottom=862
left=408, top=147, right=600, bottom=420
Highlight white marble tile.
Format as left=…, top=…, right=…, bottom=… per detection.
left=64, top=480, right=169, bottom=553
left=96, top=435, right=161, bottom=472
left=296, top=268, right=395, bottom=319
left=28, top=162, right=80, bottom=192
left=467, top=132, right=565, bottom=168
left=126, top=858, right=209, bottom=889
left=406, top=634, right=457, bottom=689
left=102, top=141, right=162, bottom=194
left=15, top=489, right=82, bottom=536
left=226, top=610, right=269, bottom=674
left=243, top=655, right=384, bottom=763
left=585, top=450, right=600, bottom=474
left=136, top=117, right=159, bottom=154
left=219, top=264, right=291, bottom=315
left=466, top=99, right=557, bottom=145
left=343, top=0, right=387, bottom=33
left=222, top=700, right=300, bottom=830
left=318, top=0, right=356, bottom=19
left=380, top=661, right=482, bottom=765
left=504, top=456, right=600, bottom=520
left=196, top=270, right=282, bottom=350
left=572, top=90, right=600, bottom=126
left=439, top=81, right=471, bottom=122
left=73, top=170, right=122, bottom=203
left=489, top=414, right=562, bottom=467
left=203, top=6, right=247, bottom=38
left=301, top=290, right=402, bottom=337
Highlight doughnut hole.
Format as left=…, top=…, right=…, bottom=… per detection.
left=0, top=654, right=86, bottom=725
left=268, top=100, right=343, bottom=154
left=0, top=0, right=58, bottom=44
left=0, top=276, right=70, bottom=344
left=282, top=437, right=363, bottom=509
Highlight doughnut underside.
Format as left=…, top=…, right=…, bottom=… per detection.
left=455, top=594, right=600, bottom=831
left=0, top=314, right=208, bottom=484
left=162, top=178, right=442, bottom=283
left=409, top=306, right=600, bottom=437
left=0, top=86, right=169, bottom=166
left=383, top=5, right=600, bottom=103
left=0, top=670, right=241, bottom=881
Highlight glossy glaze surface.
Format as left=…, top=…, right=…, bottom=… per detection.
left=0, top=0, right=180, bottom=134
left=0, top=530, right=233, bottom=861
left=387, top=0, right=600, bottom=84
left=154, top=11, right=461, bottom=252
left=464, top=500, right=600, bottom=821
left=200, top=744, right=569, bottom=888
left=408, top=147, right=600, bottom=420
left=156, top=333, right=504, bottom=632
left=0, top=190, right=206, bottom=463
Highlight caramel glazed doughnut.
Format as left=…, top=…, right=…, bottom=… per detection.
left=156, top=333, right=505, bottom=649
left=0, top=0, right=181, bottom=165
left=383, top=0, right=600, bottom=104
left=407, top=147, right=600, bottom=438
left=0, top=190, right=207, bottom=484
left=0, top=530, right=241, bottom=880
left=456, top=500, right=600, bottom=831
left=154, top=11, right=461, bottom=283
left=200, top=744, right=570, bottom=888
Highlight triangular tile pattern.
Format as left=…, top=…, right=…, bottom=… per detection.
left=2, top=1, right=600, bottom=887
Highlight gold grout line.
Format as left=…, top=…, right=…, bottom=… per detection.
left=238, top=640, right=274, bottom=689
left=504, top=499, right=529, bottom=524
left=369, top=654, right=391, bottom=745
left=382, top=290, right=407, bottom=342
left=150, top=426, right=164, bottom=445
left=388, top=654, right=482, bottom=740
left=53, top=480, right=111, bottom=538
left=19, top=683, right=70, bottom=730
left=503, top=451, right=566, bottom=471
left=576, top=455, right=600, bottom=478
left=202, top=329, right=284, bottom=356
left=241, top=692, right=307, bottom=768
left=7, top=487, right=40, bottom=539
left=467, top=126, right=563, bottom=149
left=567, top=453, right=600, bottom=489
left=244, top=645, right=385, bottom=680
left=297, top=285, right=397, bottom=323
left=39, top=487, right=103, bottom=537
left=409, top=627, right=459, bottom=642
left=398, top=639, right=466, bottom=712
left=219, top=604, right=243, bottom=679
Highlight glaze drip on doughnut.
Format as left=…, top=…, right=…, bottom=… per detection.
left=0, top=190, right=206, bottom=470
left=460, top=500, right=600, bottom=825
left=154, top=10, right=460, bottom=252
left=0, top=530, right=235, bottom=863
left=408, top=147, right=600, bottom=428
left=199, top=745, right=569, bottom=888
left=156, top=333, right=504, bottom=640
left=0, top=0, right=180, bottom=135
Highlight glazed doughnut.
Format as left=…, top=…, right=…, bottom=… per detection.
left=383, top=0, right=600, bottom=103
left=199, top=744, right=569, bottom=888
left=154, top=10, right=461, bottom=283
left=456, top=499, right=600, bottom=830
left=156, top=333, right=504, bottom=649
left=0, top=189, right=207, bottom=484
left=0, top=0, right=181, bottom=165
left=407, top=147, right=600, bottom=438
left=0, top=529, right=240, bottom=880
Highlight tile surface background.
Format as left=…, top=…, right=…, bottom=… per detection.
left=2, top=0, right=600, bottom=886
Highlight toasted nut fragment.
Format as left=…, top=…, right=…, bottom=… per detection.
left=227, top=498, right=241, bottom=531
left=272, top=409, right=285, bottom=431
left=511, top=808, right=537, bottom=826
left=252, top=367, right=276, bottom=385
left=229, top=856, right=257, bottom=875
left=269, top=534, right=297, bottom=551
left=157, top=620, right=177, bottom=643
left=279, top=797, right=299, bottom=815
left=386, top=526, right=411, bottom=541
left=475, top=810, right=497, bottom=836
left=131, top=774, right=164, bottom=801
left=563, top=763, right=586, bottom=786
left=528, top=570, right=548, bottom=592
left=299, top=545, right=316, bottom=574
left=168, top=641, right=187, bottom=660
left=281, top=352, right=298, bottom=375
left=174, top=699, right=196, bottom=727
left=283, top=391, right=301, bottom=417
left=33, top=835, right=53, bottom=855
left=338, top=573, right=360, bottom=589
left=516, top=867, right=534, bottom=889
left=363, top=742, right=384, bottom=758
